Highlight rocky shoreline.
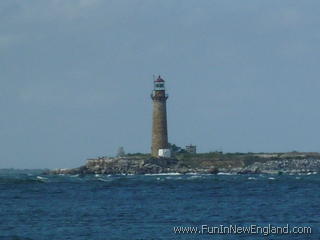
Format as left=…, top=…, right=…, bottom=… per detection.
left=238, top=158, right=320, bottom=174
left=46, top=155, right=320, bottom=175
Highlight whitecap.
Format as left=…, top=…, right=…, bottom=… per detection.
left=97, top=178, right=109, bottom=182
left=145, top=173, right=181, bottom=176
left=36, top=176, right=48, bottom=182
left=37, top=176, right=48, bottom=180
left=190, top=175, right=202, bottom=179
left=217, top=172, right=234, bottom=175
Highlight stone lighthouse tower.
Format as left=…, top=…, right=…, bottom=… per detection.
left=151, top=76, right=170, bottom=157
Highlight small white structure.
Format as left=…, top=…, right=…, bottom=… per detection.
left=158, top=149, right=171, bottom=158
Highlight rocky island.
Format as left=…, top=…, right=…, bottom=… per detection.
left=46, top=78, right=320, bottom=176
left=47, top=151, right=320, bottom=175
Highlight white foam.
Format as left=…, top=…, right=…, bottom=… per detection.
left=37, top=176, right=47, bottom=179
left=37, top=176, right=48, bottom=180
left=217, top=172, right=235, bottom=175
left=145, top=173, right=181, bottom=176
left=190, top=175, right=202, bottom=179
left=97, top=178, right=109, bottom=182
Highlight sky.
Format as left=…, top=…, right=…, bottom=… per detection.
left=1, top=0, right=320, bottom=168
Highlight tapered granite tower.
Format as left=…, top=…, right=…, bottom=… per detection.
left=151, top=76, right=169, bottom=157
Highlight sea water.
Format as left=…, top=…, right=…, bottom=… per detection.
left=0, top=170, right=319, bottom=240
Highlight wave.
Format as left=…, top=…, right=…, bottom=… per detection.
left=0, top=172, right=320, bottom=185
left=144, top=172, right=181, bottom=176
left=0, top=177, right=44, bottom=184
left=217, top=172, right=236, bottom=175
left=0, top=236, right=33, bottom=240
left=36, top=176, right=48, bottom=181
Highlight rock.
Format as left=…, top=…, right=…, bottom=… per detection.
left=46, top=156, right=320, bottom=176
left=207, top=167, right=219, bottom=174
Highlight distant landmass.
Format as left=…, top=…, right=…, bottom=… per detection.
left=46, top=152, right=320, bottom=175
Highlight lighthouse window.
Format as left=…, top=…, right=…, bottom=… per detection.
left=156, top=84, right=164, bottom=88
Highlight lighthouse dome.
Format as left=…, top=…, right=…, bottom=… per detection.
left=154, top=76, right=165, bottom=90
left=155, top=76, right=165, bottom=82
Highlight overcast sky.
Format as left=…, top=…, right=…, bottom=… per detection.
left=1, top=0, right=320, bottom=168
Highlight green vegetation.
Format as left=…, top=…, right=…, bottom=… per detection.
left=175, top=151, right=254, bottom=161
left=168, top=143, right=186, bottom=153
left=123, top=145, right=320, bottom=170
left=125, top=153, right=152, bottom=159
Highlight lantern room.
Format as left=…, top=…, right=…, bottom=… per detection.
left=154, top=76, right=165, bottom=90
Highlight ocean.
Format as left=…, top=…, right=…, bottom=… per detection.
left=0, top=170, right=319, bottom=240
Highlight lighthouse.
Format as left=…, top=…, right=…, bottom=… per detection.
left=151, top=76, right=171, bottom=158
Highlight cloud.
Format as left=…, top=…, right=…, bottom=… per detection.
left=77, top=0, right=102, bottom=8
left=18, top=82, right=116, bottom=109
left=258, top=5, right=309, bottom=32
left=0, top=34, right=20, bottom=49
left=49, top=0, right=103, bottom=19
left=1, top=0, right=104, bottom=23
left=280, top=8, right=301, bottom=27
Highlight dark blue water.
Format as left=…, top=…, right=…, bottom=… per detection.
left=0, top=170, right=319, bottom=240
